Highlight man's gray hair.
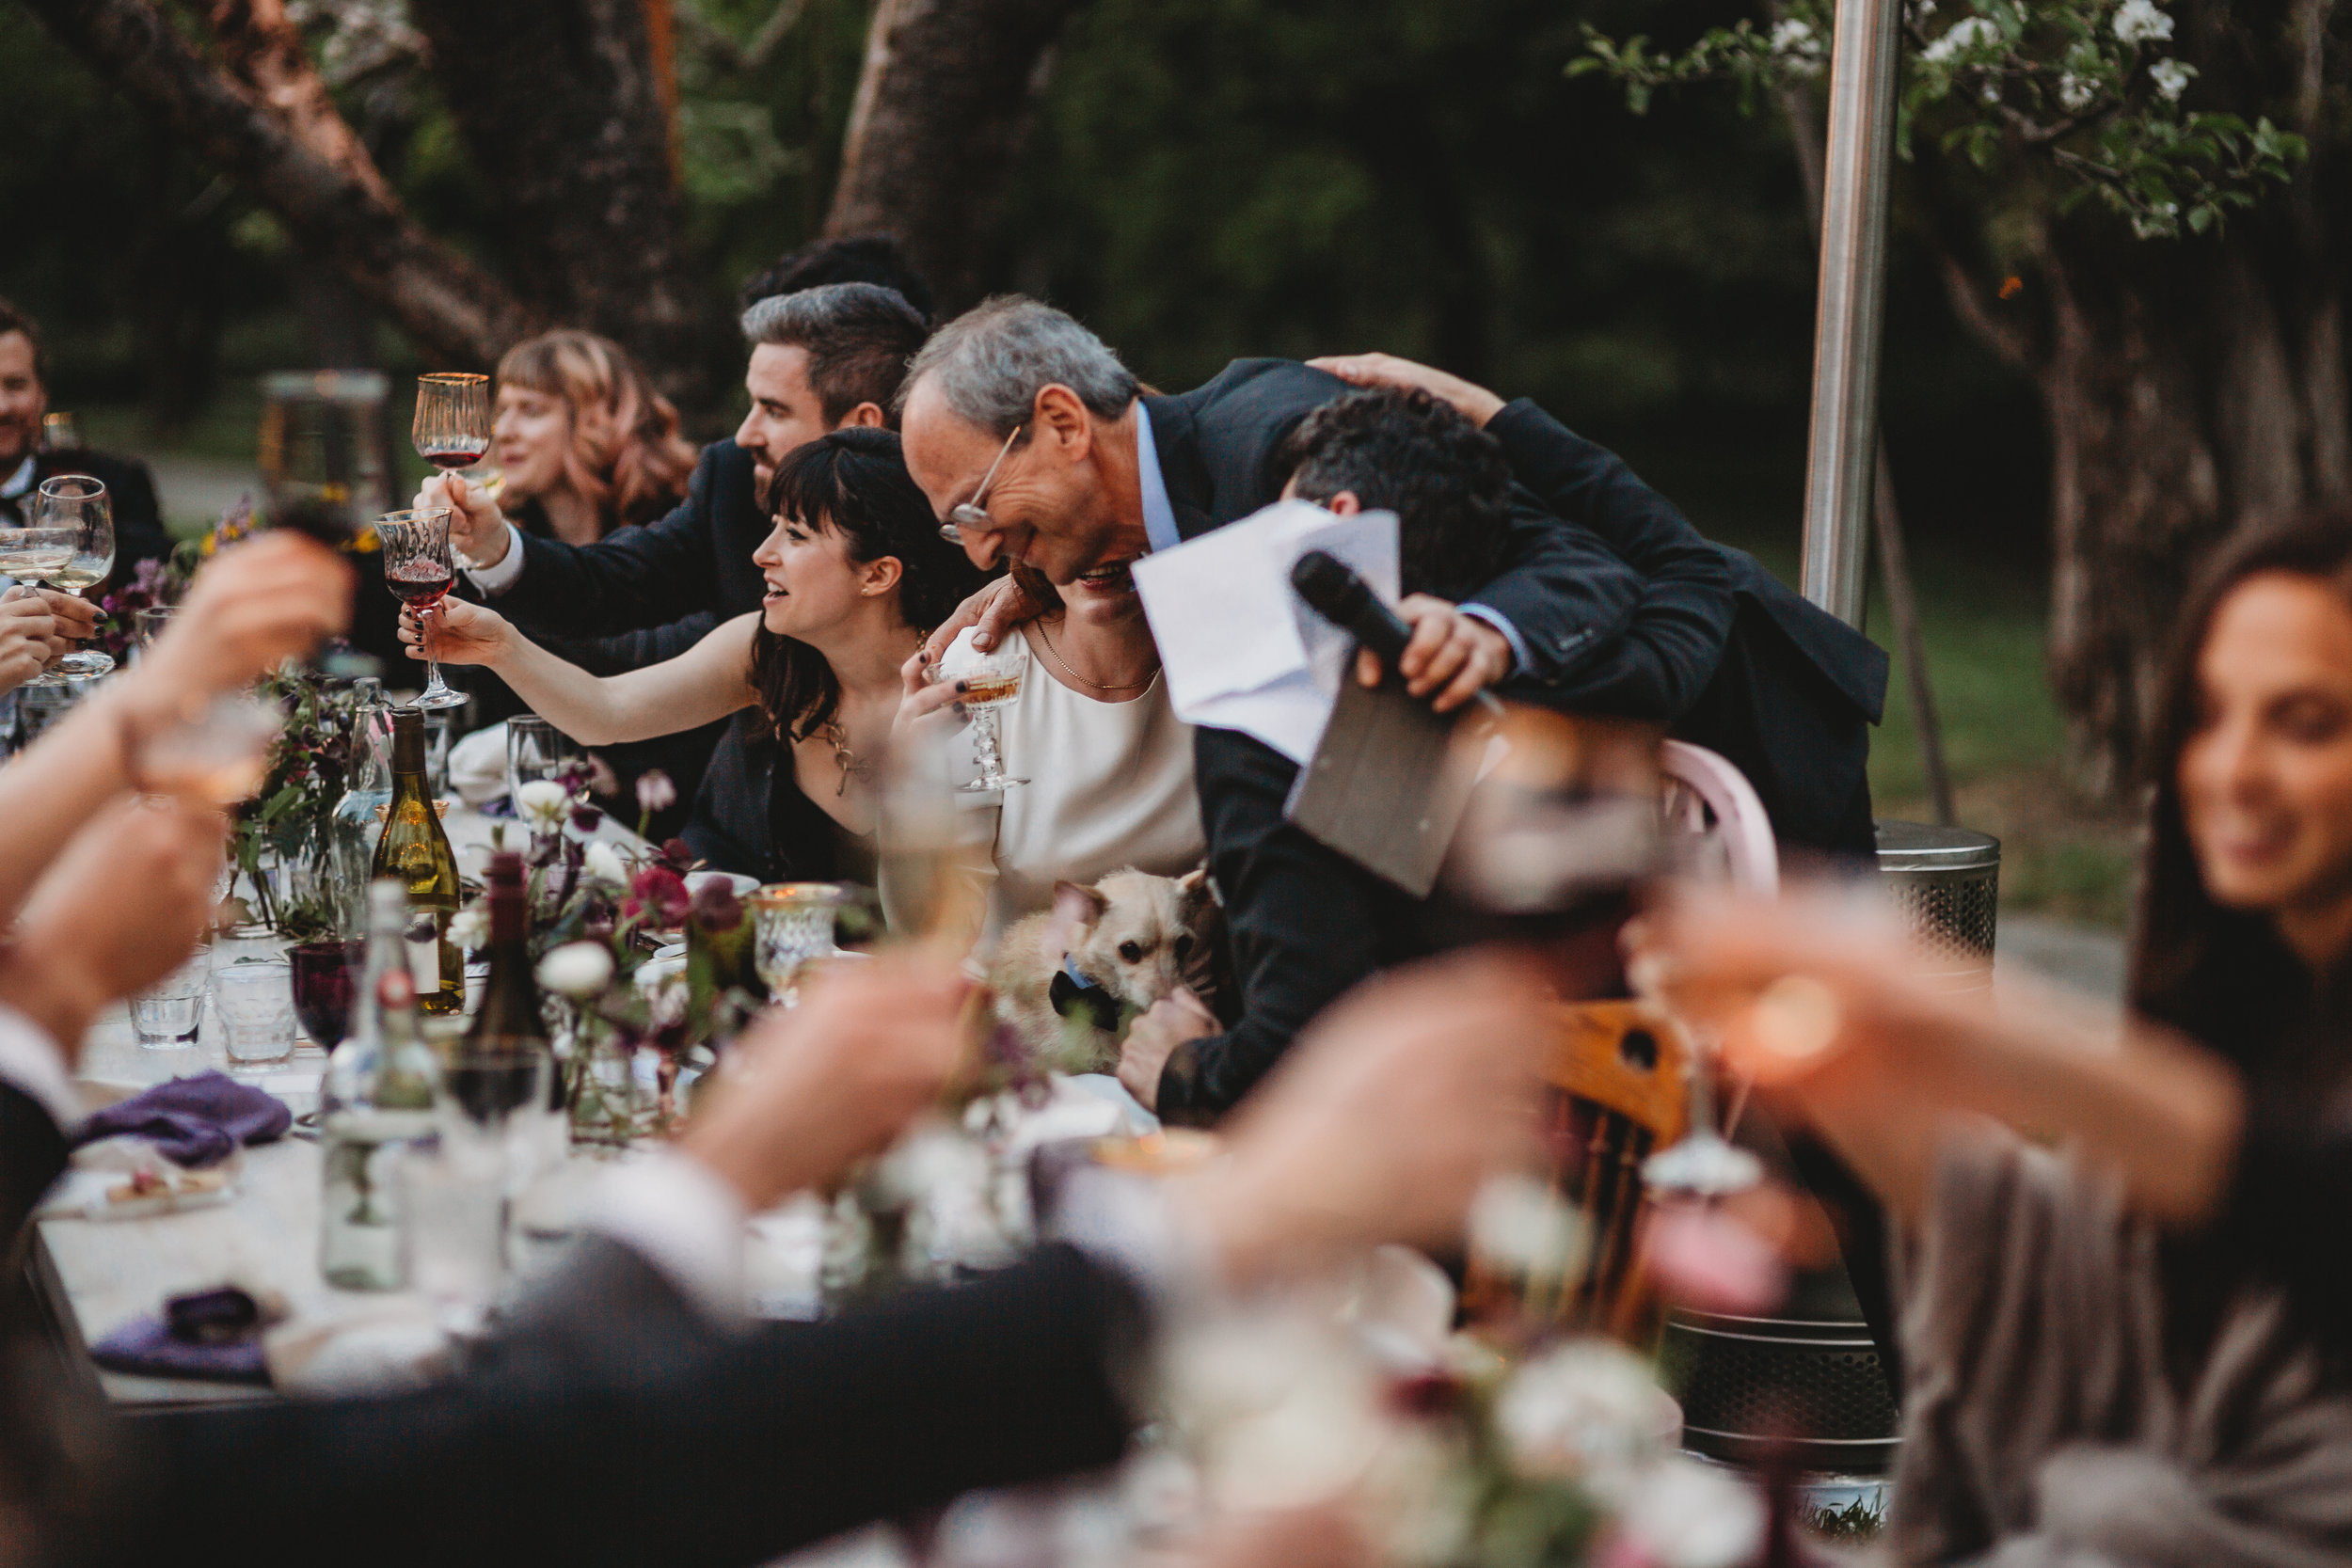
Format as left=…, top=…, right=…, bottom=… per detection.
left=898, top=296, right=1139, bottom=436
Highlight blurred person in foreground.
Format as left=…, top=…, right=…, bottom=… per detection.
left=2, top=827, right=1549, bottom=1565
left=421, top=280, right=934, bottom=878
left=1651, top=512, right=2352, bottom=1566
left=0, top=297, right=171, bottom=577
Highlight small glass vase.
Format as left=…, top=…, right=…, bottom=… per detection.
left=563, top=1030, right=675, bottom=1148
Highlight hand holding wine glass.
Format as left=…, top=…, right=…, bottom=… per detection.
left=932, top=635, right=1027, bottom=792
left=17, top=474, right=113, bottom=683
left=396, top=595, right=512, bottom=668
left=0, top=591, right=59, bottom=693
left=413, top=373, right=501, bottom=567
left=376, top=508, right=468, bottom=710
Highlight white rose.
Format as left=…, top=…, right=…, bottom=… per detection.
left=1468, top=1173, right=1591, bottom=1280
left=2149, top=55, right=2194, bottom=99
left=535, top=941, right=614, bottom=999
left=2112, top=0, right=2173, bottom=44
left=515, top=779, right=571, bottom=829
left=582, top=840, right=633, bottom=887
left=1607, top=1456, right=1767, bottom=1568
left=1496, top=1338, right=1675, bottom=1480
left=447, top=902, right=489, bottom=951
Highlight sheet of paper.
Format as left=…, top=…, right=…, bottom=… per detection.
left=1132, top=500, right=1400, bottom=764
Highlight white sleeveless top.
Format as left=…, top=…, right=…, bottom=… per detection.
left=944, top=624, right=1203, bottom=941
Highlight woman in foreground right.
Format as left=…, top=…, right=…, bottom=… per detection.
left=1659, top=514, right=2352, bottom=1566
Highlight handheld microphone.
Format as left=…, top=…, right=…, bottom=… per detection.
left=1291, top=549, right=1504, bottom=715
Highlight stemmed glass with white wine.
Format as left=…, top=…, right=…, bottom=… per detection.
left=16, top=475, right=115, bottom=684
left=933, top=639, right=1027, bottom=792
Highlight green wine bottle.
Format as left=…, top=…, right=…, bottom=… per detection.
left=371, top=706, right=463, bottom=1016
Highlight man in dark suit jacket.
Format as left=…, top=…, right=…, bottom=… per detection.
left=0, top=300, right=174, bottom=577
left=898, top=300, right=1677, bottom=1132
left=427, top=284, right=931, bottom=878
left=1295, top=359, right=1889, bottom=856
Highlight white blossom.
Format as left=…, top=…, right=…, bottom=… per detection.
left=1908, top=0, right=1936, bottom=17
left=582, top=839, right=633, bottom=887
left=1921, top=13, right=2000, bottom=62
left=535, top=941, right=613, bottom=999
left=2112, top=0, right=2173, bottom=44
left=1496, top=1339, right=1677, bottom=1480
left=2149, top=55, right=2195, bottom=99
left=2057, top=71, right=2097, bottom=110
left=515, top=779, right=570, bottom=829
left=1606, top=1457, right=1767, bottom=1568
left=1468, top=1174, right=1591, bottom=1280
left=447, top=901, right=488, bottom=951
left=1768, top=17, right=1824, bottom=73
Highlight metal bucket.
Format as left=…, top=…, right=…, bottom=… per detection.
left=1875, top=819, right=2001, bottom=990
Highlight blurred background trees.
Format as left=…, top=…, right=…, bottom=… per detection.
left=13, top=0, right=2326, bottom=926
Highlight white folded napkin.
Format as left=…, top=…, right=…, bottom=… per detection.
left=448, top=721, right=509, bottom=805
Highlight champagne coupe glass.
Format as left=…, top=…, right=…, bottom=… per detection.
left=934, top=640, right=1026, bottom=792
left=413, top=372, right=492, bottom=476
left=24, top=475, right=115, bottom=683
left=377, top=507, right=468, bottom=710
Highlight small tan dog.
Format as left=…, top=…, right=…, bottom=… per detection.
left=991, top=867, right=1221, bottom=1074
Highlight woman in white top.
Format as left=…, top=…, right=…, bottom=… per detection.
left=899, top=560, right=1201, bottom=939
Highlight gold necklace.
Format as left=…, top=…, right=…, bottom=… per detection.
left=816, top=721, right=869, bottom=798
left=1034, top=619, right=1158, bottom=695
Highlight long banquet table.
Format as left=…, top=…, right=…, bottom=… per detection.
left=28, top=802, right=651, bottom=1411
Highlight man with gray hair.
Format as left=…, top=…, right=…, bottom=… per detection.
left=416, top=277, right=931, bottom=878
left=898, top=296, right=1671, bottom=1127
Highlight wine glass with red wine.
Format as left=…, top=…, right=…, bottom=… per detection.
left=377, top=507, right=467, bottom=711
left=413, top=373, right=491, bottom=474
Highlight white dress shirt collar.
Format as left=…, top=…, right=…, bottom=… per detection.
left=1134, top=403, right=1181, bottom=556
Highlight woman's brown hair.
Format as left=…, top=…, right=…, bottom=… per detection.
left=494, top=330, right=699, bottom=531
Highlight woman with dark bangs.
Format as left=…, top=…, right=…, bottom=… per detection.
left=1652, top=514, right=2352, bottom=1565
left=404, top=428, right=984, bottom=884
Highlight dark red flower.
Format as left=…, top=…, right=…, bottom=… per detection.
left=628, top=865, right=692, bottom=926
left=1383, top=1370, right=1463, bottom=1419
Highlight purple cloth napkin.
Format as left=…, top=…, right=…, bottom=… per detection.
left=90, top=1314, right=268, bottom=1384
left=73, top=1071, right=292, bottom=1167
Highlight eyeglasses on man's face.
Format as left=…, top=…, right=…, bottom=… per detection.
left=938, top=424, right=1025, bottom=546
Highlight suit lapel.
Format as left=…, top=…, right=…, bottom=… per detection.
left=1143, top=394, right=1218, bottom=544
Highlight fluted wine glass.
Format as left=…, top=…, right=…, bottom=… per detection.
left=24, top=474, right=115, bottom=684
left=413, top=373, right=492, bottom=475
left=378, top=507, right=467, bottom=711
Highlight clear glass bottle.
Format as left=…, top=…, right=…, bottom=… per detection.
left=327, top=678, right=393, bottom=937
left=320, top=881, right=443, bottom=1291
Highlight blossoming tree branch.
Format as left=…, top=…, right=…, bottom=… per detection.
left=1569, top=0, right=2303, bottom=239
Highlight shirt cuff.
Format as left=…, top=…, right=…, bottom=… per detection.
left=583, top=1148, right=749, bottom=1328
left=1047, top=1166, right=1216, bottom=1325
left=0, top=1003, right=82, bottom=1134
left=1459, top=602, right=1532, bottom=676
left=461, top=524, right=528, bottom=595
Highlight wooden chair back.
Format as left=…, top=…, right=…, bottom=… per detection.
left=1543, top=999, right=1693, bottom=1338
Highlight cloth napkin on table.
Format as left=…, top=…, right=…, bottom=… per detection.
left=91, top=1315, right=269, bottom=1384
left=448, top=720, right=511, bottom=806
left=72, top=1071, right=291, bottom=1168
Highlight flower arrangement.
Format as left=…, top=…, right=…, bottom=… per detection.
left=224, top=668, right=370, bottom=941
left=451, top=770, right=761, bottom=1145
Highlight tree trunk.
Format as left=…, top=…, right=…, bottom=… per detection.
left=403, top=0, right=726, bottom=412
left=1940, top=217, right=2349, bottom=793
left=826, top=0, right=1092, bottom=312
left=21, top=0, right=540, bottom=371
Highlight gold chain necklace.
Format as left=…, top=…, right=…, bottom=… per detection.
left=816, top=721, right=869, bottom=798
left=1034, top=618, right=1158, bottom=695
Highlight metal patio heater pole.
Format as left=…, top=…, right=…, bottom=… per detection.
left=1799, top=0, right=1904, bottom=627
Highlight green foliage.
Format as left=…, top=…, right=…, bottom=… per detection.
left=1571, top=0, right=2305, bottom=240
